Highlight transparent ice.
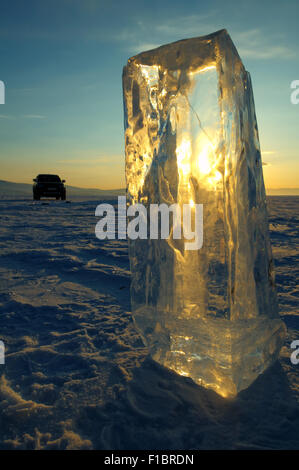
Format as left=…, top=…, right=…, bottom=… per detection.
left=122, top=29, right=286, bottom=397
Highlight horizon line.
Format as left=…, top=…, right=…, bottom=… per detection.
left=1, top=179, right=299, bottom=194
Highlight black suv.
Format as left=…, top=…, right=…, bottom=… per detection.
left=33, top=174, right=66, bottom=200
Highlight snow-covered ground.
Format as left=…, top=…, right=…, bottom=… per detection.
left=0, top=196, right=298, bottom=450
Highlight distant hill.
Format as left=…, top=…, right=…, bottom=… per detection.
left=1, top=180, right=298, bottom=199
left=0, top=180, right=125, bottom=199
left=267, top=188, right=299, bottom=196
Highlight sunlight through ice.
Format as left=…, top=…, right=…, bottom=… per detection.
left=122, top=29, right=286, bottom=398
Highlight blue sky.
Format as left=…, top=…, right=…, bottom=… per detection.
left=0, top=0, right=298, bottom=189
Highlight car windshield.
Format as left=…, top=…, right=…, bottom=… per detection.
left=37, top=175, right=61, bottom=182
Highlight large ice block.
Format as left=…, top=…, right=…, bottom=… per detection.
left=122, top=29, right=286, bottom=397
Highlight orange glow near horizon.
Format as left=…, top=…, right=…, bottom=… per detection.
left=0, top=150, right=298, bottom=192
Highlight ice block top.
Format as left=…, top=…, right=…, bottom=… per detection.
left=125, top=29, right=243, bottom=73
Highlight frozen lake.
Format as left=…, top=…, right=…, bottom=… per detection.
left=0, top=196, right=298, bottom=449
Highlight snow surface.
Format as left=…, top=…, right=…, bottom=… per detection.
left=0, top=196, right=298, bottom=450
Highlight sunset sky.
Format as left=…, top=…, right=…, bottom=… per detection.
left=0, top=0, right=298, bottom=190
